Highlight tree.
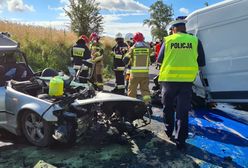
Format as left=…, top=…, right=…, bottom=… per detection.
left=204, top=2, right=209, bottom=6
left=143, top=0, right=173, bottom=39
left=144, top=0, right=173, bottom=40
left=64, top=0, right=103, bottom=37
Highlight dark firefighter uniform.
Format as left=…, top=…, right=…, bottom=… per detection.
left=124, top=42, right=155, bottom=104
left=90, top=42, right=104, bottom=90
left=71, top=39, right=91, bottom=83
left=158, top=29, right=205, bottom=149
left=111, top=42, right=128, bottom=95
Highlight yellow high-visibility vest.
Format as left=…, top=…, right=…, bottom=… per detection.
left=159, top=33, right=199, bottom=82
left=130, top=48, right=149, bottom=74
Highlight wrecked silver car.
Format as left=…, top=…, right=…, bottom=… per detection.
left=0, top=33, right=151, bottom=147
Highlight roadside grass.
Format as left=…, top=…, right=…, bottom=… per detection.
left=0, top=21, right=115, bottom=78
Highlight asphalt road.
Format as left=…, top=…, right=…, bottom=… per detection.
left=0, top=65, right=248, bottom=168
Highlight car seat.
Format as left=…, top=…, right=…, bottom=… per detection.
left=41, top=68, right=58, bottom=77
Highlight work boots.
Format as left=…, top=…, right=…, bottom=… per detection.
left=111, top=87, right=125, bottom=95
left=147, top=104, right=153, bottom=115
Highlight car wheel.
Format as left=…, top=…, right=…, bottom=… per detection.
left=21, top=111, right=53, bottom=147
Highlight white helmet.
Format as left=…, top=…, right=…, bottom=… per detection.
left=115, top=32, right=123, bottom=39
left=155, top=38, right=160, bottom=43
left=125, top=33, right=133, bottom=42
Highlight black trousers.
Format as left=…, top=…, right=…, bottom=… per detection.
left=114, top=71, right=125, bottom=92
left=79, top=70, right=89, bottom=83
left=161, top=82, right=192, bottom=143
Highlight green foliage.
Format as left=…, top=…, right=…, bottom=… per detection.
left=102, top=41, right=114, bottom=79
left=144, top=0, right=173, bottom=40
left=21, top=39, right=71, bottom=72
left=20, top=38, right=114, bottom=79
left=103, top=65, right=113, bottom=79
left=64, top=0, right=104, bottom=37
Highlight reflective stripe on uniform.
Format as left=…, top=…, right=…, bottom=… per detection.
left=81, top=67, right=89, bottom=70
left=91, top=46, right=101, bottom=50
left=131, top=66, right=148, bottom=70
left=73, top=65, right=81, bottom=70
left=130, top=66, right=149, bottom=73
left=73, top=65, right=89, bottom=70
left=133, top=48, right=149, bottom=53
left=130, top=69, right=149, bottom=73
left=163, top=74, right=195, bottom=79
left=115, top=54, right=123, bottom=59
left=115, top=67, right=125, bottom=71
left=116, top=85, right=125, bottom=89
left=73, top=47, right=85, bottom=57
left=96, top=82, right=104, bottom=86
left=164, top=66, right=198, bottom=71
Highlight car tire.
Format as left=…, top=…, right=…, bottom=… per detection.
left=21, top=111, right=53, bottom=147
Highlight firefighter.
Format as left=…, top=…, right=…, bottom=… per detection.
left=155, top=38, right=161, bottom=61
left=111, top=32, right=129, bottom=95
left=125, top=33, right=134, bottom=48
left=157, top=18, right=205, bottom=150
left=124, top=33, right=134, bottom=92
left=123, top=32, right=155, bottom=106
left=71, top=35, right=91, bottom=83
left=89, top=32, right=104, bottom=91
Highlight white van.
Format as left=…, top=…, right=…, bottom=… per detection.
left=186, top=0, right=248, bottom=104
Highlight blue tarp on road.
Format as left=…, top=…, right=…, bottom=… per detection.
left=188, top=108, right=248, bottom=168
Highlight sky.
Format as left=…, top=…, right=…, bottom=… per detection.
left=0, top=0, right=224, bottom=41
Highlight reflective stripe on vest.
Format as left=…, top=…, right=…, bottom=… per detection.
left=116, top=85, right=125, bottom=89
left=91, top=46, right=101, bottom=51
left=131, top=48, right=149, bottom=74
left=96, top=82, right=104, bottom=86
left=131, top=66, right=148, bottom=70
left=130, top=67, right=149, bottom=73
left=159, top=33, right=199, bottom=82
left=73, top=47, right=85, bottom=57
left=130, top=69, right=149, bottom=73
left=73, top=65, right=89, bottom=70
left=115, top=67, right=125, bottom=71
left=115, top=54, right=123, bottom=59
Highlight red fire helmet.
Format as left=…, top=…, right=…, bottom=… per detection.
left=80, top=35, right=89, bottom=44
left=89, top=32, right=100, bottom=42
left=133, top=32, right=145, bottom=43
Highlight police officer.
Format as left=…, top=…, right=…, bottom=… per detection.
left=123, top=32, right=155, bottom=105
left=89, top=32, right=104, bottom=91
left=157, top=18, right=205, bottom=150
left=71, top=35, right=91, bottom=83
left=111, top=33, right=128, bottom=95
